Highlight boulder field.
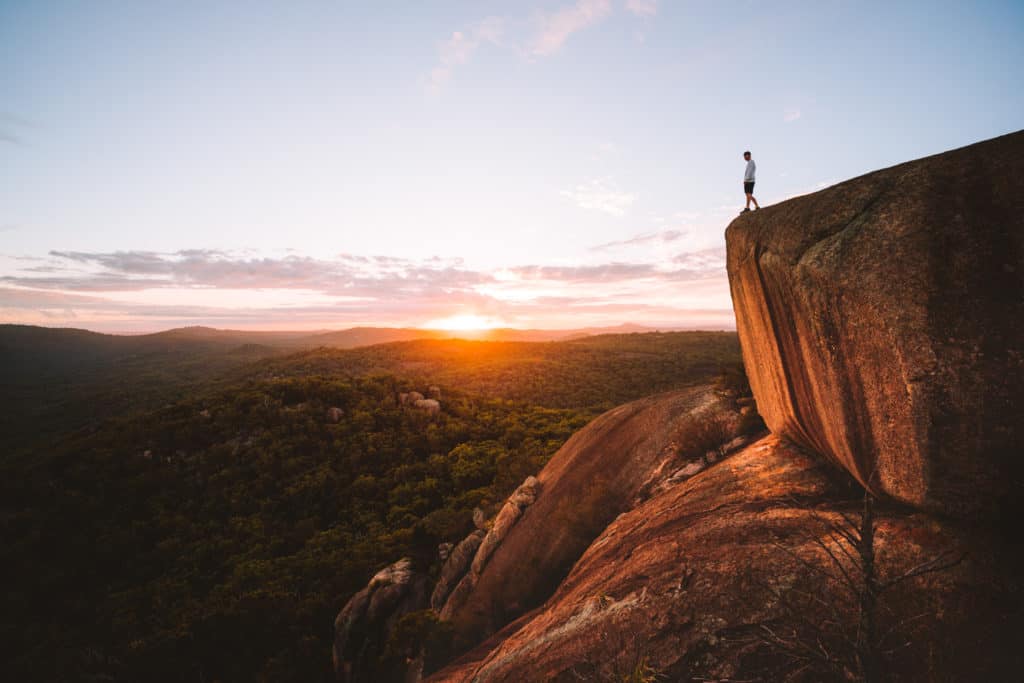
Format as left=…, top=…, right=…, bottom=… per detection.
left=725, top=130, right=1024, bottom=517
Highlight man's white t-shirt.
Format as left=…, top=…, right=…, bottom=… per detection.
left=744, top=159, right=756, bottom=182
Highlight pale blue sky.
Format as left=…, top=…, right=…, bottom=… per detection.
left=2, top=1, right=1022, bottom=331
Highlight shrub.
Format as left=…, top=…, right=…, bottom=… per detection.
left=383, top=610, right=455, bottom=676
left=717, top=361, right=752, bottom=397
left=675, top=414, right=733, bottom=465
left=736, top=409, right=767, bottom=437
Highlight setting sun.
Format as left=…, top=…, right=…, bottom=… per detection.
left=423, top=314, right=504, bottom=331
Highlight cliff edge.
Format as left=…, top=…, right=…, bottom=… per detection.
left=725, top=130, right=1024, bottom=517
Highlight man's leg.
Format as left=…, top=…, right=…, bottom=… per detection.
left=751, top=193, right=759, bottom=209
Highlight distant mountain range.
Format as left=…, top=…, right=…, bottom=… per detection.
left=0, top=322, right=697, bottom=356
left=300, top=322, right=677, bottom=348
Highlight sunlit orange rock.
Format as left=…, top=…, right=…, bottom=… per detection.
left=428, top=437, right=1020, bottom=682
left=725, top=131, right=1024, bottom=517
left=439, top=386, right=724, bottom=648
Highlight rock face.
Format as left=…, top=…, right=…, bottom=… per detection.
left=333, top=558, right=428, bottom=682
left=438, top=386, right=723, bottom=648
left=428, top=437, right=1021, bottom=682
left=725, top=130, right=1024, bottom=517
left=469, top=476, right=539, bottom=576
left=431, top=530, right=486, bottom=611
left=439, top=476, right=542, bottom=621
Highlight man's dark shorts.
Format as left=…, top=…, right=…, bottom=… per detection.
left=744, top=181, right=755, bottom=194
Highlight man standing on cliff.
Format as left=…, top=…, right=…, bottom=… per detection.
left=742, top=151, right=759, bottom=212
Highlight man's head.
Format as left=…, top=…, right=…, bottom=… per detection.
left=743, top=151, right=751, bottom=160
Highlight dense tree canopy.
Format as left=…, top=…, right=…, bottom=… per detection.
left=1, top=331, right=740, bottom=682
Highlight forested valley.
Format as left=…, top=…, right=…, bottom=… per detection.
left=1, top=329, right=741, bottom=682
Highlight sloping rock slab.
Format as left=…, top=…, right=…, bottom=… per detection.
left=440, top=476, right=542, bottom=621
left=429, top=436, right=1021, bottom=682
left=441, top=386, right=721, bottom=648
left=725, top=130, right=1024, bottom=517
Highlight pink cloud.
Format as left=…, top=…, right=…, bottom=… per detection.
left=429, top=16, right=505, bottom=91
left=590, top=229, right=685, bottom=251
left=531, top=0, right=612, bottom=56
left=1, top=246, right=735, bottom=332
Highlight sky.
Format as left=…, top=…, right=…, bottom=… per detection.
left=1, top=0, right=1022, bottom=333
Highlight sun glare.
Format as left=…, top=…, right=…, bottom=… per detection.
left=424, top=314, right=503, bottom=331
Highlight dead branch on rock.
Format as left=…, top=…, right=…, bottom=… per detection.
left=752, top=491, right=966, bottom=683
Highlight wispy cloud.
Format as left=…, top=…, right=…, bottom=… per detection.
left=530, top=0, right=612, bottom=56
left=1, top=245, right=734, bottom=331
left=624, top=0, right=658, bottom=17
left=428, top=0, right=623, bottom=89
left=590, top=229, right=684, bottom=251
left=428, top=16, right=505, bottom=92
left=5, top=250, right=491, bottom=298
left=508, top=261, right=723, bottom=284
left=783, top=107, right=802, bottom=122
left=509, top=262, right=656, bottom=282
left=673, top=246, right=726, bottom=271
left=561, top=178, right=637, bottom=216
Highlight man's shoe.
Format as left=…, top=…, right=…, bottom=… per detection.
left=741, top=208, right=751, bottom=213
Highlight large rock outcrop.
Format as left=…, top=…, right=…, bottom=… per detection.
left=725, top=130, right=1024, bottom=517
left=407, top=133, right=1024, bottom=680
left=439, top=386, right=726, bottom=648
left=333, top=558, right=429, bottom=682
left=335, top=133, right=1024, bottom=678
left=429, top=436, right=1021, bottom=682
